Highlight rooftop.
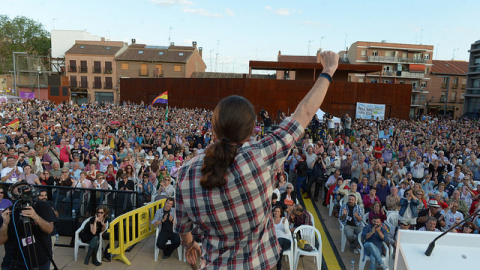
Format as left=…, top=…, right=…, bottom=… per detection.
left=65, top=44, right=123, bottom=56
left=431, top=60, right=469, bottom=75
left=116, top=47, right=194, bottom=63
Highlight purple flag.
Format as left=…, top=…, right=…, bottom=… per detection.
left=20, top=91, right=35, bottom=99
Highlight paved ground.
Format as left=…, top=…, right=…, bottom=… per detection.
left=0, top=195, right=362, bottom=269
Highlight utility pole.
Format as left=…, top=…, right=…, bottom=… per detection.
left=209, top=49, right=214, bottom=72
left=215, top=40, right=220, bottom=72
left=13, top=52, right=27, bottom=97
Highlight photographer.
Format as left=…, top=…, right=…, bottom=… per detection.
left=305, top=153, right=326, bottom=202
left=0, top=181, right=56, bottom=270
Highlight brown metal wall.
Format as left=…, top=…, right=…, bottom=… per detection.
left=120, top=78, right=411, bottom=120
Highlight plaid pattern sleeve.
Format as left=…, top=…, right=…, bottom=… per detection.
left=175, top=117, right=303, bottom=270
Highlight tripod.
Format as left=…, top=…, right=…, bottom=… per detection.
left=11, top=204, right=59, bottom=270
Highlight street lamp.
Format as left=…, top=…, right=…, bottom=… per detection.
left=37, top=66, right=41, bottom=93
left=13, top=52, right=27, bottom=96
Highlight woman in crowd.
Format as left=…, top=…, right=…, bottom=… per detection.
left=80, top=205, right=109, bottom=266
left=272, top=206, right=291, bottom=270
left=386, top=186, right=401, bottom=211
left=18, top=165, right=41, bottom=185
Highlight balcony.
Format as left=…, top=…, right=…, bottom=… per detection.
left=368, top=55, right=426, bottom=64
left=440, top=96, right=446, bottom=102
left=411, top=99, right=424, bottom=106
left=70, top=80, right=78, bottom=87
left=104, top=68, right=113, bottom=74
left=381, top=70, right=425, bottom=78
left=93, top=67, right=102, bottom=73
left=68, top=66, right=77, bottom=72
left=153, top=69, right=163, bottom=77
left=104, top=82, right=113, bottom=89
left=139, top=69, right=149, bottom=76
left=412, top=87, right=428, bottom=93
left=79, top=66, right=88, bottom=73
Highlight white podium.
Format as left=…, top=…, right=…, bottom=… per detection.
left=395, top=230, right=480, bottom=270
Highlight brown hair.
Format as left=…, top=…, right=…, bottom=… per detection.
left=201, top=96, right=255, bottom=189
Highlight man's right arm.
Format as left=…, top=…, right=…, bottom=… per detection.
left=292, top=51, right=339, bottom=128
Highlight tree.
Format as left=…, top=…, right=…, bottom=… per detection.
left=0, top=15, right=50, bottom=74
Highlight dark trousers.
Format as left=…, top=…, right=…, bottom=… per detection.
left=156, top=230, right=181, bottom=257
left=277, top=237, right=291, bottom=270
left=307, top=175, right=323, bottom=199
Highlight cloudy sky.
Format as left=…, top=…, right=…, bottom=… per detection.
left=4, top=0, right=479, bottom=73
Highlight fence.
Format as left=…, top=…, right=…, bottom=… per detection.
left=107, top=199, right=165, bottom=265
left=0, top=183, right=141, bottom=246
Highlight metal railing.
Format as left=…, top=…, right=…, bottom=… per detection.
left=368, top=55, right=427, bottom=64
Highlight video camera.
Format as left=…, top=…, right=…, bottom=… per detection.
left=8, top=181, right=40, bottom=221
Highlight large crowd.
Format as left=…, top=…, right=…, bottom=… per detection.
left=0, top=99, right=479, bottom=269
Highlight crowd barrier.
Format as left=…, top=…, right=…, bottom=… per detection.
left=107, top=199, right=165, bottom=265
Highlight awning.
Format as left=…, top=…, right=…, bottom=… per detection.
left=409, top=64, right=425, bottom=72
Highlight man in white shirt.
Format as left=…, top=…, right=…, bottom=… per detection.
left=441, top=201, right=463, bottom=230
left=410, top=156, right=428, bottom=183
left=0, top=157, right=23, bottom=183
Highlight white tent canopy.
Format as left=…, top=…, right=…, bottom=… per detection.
left=316, top=109, right=341, bottom=123
left=0, top=94, right=22, bottom=103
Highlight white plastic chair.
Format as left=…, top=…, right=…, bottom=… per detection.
left=154, top=225, right=183, bottom=261
left=308, top=210, right=315, bottom=227
left=362, top=212, right=370, bottom=226
left=293, top=225, right=322, bottom=270
left=328, top=195, right=334, bottom=216
left=74, top=217, right=109, bottom=262
left=358, top=234, right=389, bottom=270
left=385, top=212, right=400, bottom=233
left=339, top=220, right=347, bottom=252
left=282, top=219, right=295, bottom=270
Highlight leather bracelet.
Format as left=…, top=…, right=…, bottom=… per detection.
left=319, top=73, right=332, bottom=82
left=183, top=240, right=195, bottom=249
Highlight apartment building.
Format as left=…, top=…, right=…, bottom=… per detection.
left=347, top=41, right=434, bottom=116
left=115, top=41, right=206, bottom=80
left=427, top=60, right=468, bottom=118
left=464, top=40, right=480, bottom=116
left=65, top=40, right=127, bottom=103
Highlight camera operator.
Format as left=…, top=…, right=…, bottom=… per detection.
left=305, top=153, right=326, bottom=202
left=0, top=181, right=56, bottom=270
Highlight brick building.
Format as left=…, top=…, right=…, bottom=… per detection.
left=346, top=41, right=434, bottom=116
left=65, top=40, right=127, bottom=103
left=426, top=60, right=468, bottom=118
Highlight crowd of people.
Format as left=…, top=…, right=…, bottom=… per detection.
left=0, top=84, right=479, bottom=269
left=271, top=112, right=480, bottom=269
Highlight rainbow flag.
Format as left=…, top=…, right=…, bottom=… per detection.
left=6, top=118, right=19, bottom=130
left=151, top=91, right=168, bottom=106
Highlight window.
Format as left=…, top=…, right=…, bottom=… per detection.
left=50, top=87, right=59, bottom=96
left=425, top=67, right=429, bottom=74
left=105, top=77, right=113, bottom=89
left=70, top=76, right=77, bottom=87
left=424, top=54, right=430, bottom=60
left=421, top=81, right=427, bottom=87
left=461, top=93, right=465, bottom=100
left=80, top=76, right=88, bottom=88
left=105, top=62, right=112, bottom=73
left=402, top=52, right=407, bottom=58
left=361, top=50, right=366, bottom=57
left=385, top=51, right=394, bottom=57
left=155, top=64, right=163, bottom=77
left=80, top=61, right=87, bottom=72
left=94, top=77, right=102, bottom=89
left=452, top=77, right=458, bottom=88
left=121, top=63, right=129, bottom=70
left=473, top=79, right=480, bottom=88
left=348, top=76, right=351, bottom=82
left=474, top=57, right=480, bottom=65
left=62, top=87, right=68, bottom=96
left=158, top=52, right=164, bottom=55
left=179, top=53, right=184, bottom=56
left=69, top=60, right=77, bottom=72
left=451, top=91, right=457, bottom=101
left=399, top=80, right=405, bottom=84
left=93, top=61, right=101, bottom=73
left=138, top=51, right=144, bottom=54
left=358, top=77, right=364, bottom=83
left=140, top=64, right=148, bottom=76
left=174, top=65, right=182, bottom=72
left=372, top=51, right=378, bottom=56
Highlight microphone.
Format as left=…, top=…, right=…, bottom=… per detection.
left=425, top=206, right=480, bottom=256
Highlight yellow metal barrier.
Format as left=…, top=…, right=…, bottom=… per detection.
left=107, top=199, right=166, bottom=265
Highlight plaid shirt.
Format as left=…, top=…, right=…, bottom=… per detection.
left=175, top=117, right=304, bottom=270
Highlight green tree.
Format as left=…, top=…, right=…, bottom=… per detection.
left=0, top=15, right=50, bottom=74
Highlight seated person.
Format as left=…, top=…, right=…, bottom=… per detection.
left=363, top=187, right=381, bottom=213
left=289, top=204, right=313, bottom=233
left=280, top=183, right=296, bottom=212
left=399, top=188, right=420, bottom=229
left=369, top=201, right=387, bottom=224
left=339, top=181, right=363, bottom=207
left=271, top=193, right=287, bottom=212
left=339, top=194, right=364, bottom=254
left=326, top=177, right=348, bottom=216
left=416, top=199, right=446, bottom=230
left=441, top=201, right=464, bottom=231
left=418, top=216, right=440, bottom=232
left=360, top=215, right=388, bottom=270
left=151, top=198, right=181, bottom=260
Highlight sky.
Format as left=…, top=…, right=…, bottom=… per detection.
left=4, top=0, right=479, bottom=73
